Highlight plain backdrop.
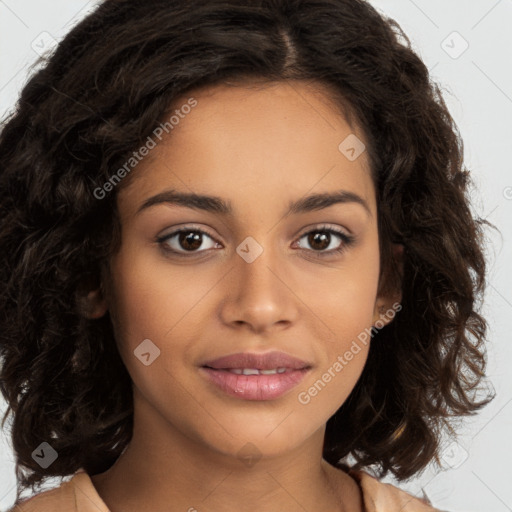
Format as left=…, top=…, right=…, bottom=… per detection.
left=0, top=1, right=511, bottom=511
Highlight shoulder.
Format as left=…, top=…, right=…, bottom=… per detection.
left=7, top=470, right=109, bottom=512
left=7, top=479, right=76, bottom=512
left=350, top=469, right=444, bottom=512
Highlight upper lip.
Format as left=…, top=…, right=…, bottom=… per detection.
left=201, top=351, right=312, bottom=370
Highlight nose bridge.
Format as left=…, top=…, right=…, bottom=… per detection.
left=220, top=234, right=297, bottom=331
left=238, top=239, right=278, bottom=294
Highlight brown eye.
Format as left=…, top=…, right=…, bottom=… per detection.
left=158, top=228, right=219, bottom=255
left=178, top=231, right=204, bottom=251
left=295, top=226, right=356, bottom=257
left=306, top=231, right=331, bottom=251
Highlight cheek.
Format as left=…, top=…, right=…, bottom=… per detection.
left=106, top=254, right=191, bottom=411
left=107, top=246, right=222, bottom=386
left=108, top=246, right=199, bottom=343
left=296, top=241, right=379, bottom=414
left=295, top=318, right=372, bottom=426
left=303, top=237, right=380, bottom=338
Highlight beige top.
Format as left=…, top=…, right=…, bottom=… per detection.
left=10, top=468, right=441, bottom=512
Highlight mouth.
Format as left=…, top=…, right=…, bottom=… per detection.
left=208, top=367, right=293, bottom=375
left=198, top=351, right=312, bottom=401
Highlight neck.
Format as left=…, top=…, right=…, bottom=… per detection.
left=90, top=390, right=362, bottom=512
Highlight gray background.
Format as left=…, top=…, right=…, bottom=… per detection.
left=1, top=1, right=511, bottom=511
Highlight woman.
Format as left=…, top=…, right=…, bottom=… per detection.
left=0, top=0, right=493, bottom=510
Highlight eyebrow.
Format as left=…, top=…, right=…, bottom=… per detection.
left=136, top=189, right=371, bottom=217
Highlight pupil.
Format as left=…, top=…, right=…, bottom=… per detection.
left=309, top=231, right=330, bottom=250
left=180, top=231, right=202, bottom=251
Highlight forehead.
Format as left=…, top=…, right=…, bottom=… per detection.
left=117, top=79, right=376, bottom=220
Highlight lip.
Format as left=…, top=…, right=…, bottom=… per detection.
left=199, top=351, right=312, bottom=401
left=201, top=351, right=311, bottom=371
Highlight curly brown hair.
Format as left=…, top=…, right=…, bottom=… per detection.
left=0, top=0, right=495, bottom=502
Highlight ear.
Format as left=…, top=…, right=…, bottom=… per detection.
left=82, top=287, right=109, bottom=319
left=371, top=243, right=404, bottom=328
left=76, top=275, right=109, bottom=319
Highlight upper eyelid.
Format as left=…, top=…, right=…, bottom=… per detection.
left=158, top=225, right=217, bottom=242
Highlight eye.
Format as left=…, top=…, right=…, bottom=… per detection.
left=157, top=227, right=220, bottom=257
left=156, top=224, right=356, bottom=259
left=294, top=225, right=356, bottom=257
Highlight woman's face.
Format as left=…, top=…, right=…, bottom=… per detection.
left=102, top=80, right=400, bottom=460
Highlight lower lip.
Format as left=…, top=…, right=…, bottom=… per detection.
left=199, top=367, right=310, bottom=401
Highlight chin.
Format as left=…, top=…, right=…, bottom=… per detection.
left=194, top=414, right=316, bottom=461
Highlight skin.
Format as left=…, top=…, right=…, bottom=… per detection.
left=87, top=79, right=402, bottom=512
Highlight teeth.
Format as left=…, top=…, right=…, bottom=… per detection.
left=226, top=368, right=288, bottom=375
left=242, top=368, right=259, bottom=375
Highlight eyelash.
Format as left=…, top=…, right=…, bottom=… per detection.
left=156, top=224, right=356, bottom=259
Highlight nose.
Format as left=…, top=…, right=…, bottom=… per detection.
left=218, top=240, right=300, bottom=334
